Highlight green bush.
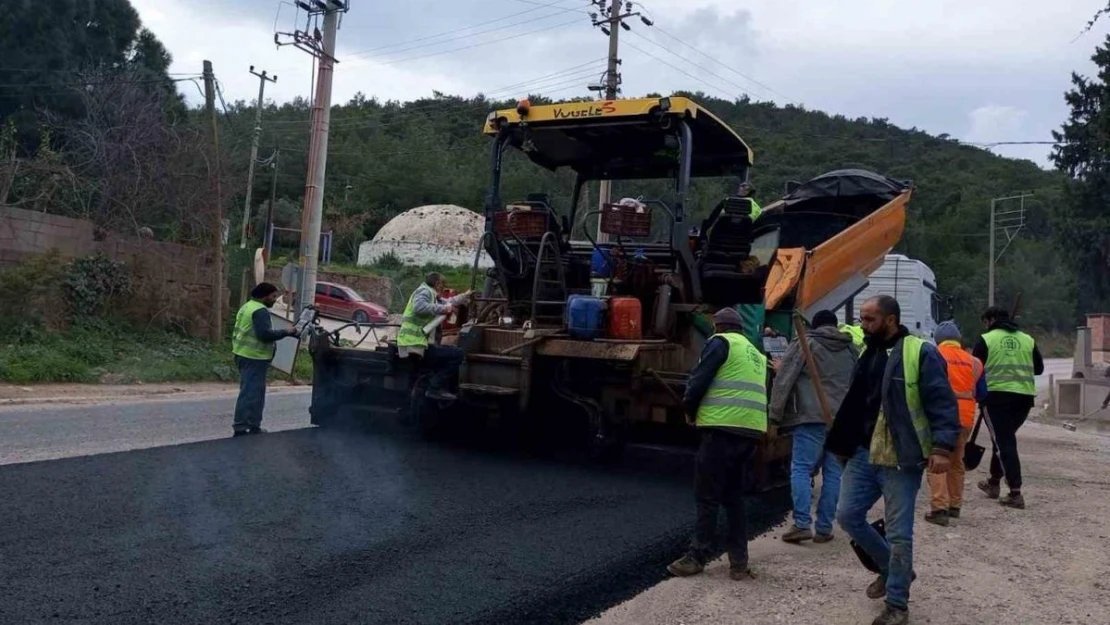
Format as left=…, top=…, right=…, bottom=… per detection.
left=63, top=254, right=133, bottom=319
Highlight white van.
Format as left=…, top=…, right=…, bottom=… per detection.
left=836, top=254, right=943, bottom=340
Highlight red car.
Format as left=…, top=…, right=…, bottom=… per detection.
left=310, top=281, right=389, bottom=324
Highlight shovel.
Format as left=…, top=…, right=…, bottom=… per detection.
left=964, top=407, right=988, bottom=471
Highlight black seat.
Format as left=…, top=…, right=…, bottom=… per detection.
left=697, top=197, right=761, bottom=307
left=700, top=197, right=755, bottom=263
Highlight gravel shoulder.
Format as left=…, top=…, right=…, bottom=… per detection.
left=589, top=419, right=1110, bottom=625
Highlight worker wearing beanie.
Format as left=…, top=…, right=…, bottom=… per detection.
left=668, top=307, right=768, bottom=582
left=925, top=321, right=987, bottom=526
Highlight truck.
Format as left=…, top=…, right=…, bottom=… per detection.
left=307, top=96, right=913, bottom=490
left=834, top=254, right=945, bottom=340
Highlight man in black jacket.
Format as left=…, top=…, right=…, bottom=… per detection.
left=827, top=296, right=959, bottom=625
left=973, top=306, right=1044, bottom=509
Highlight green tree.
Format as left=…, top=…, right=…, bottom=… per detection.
left=0, top=0, right=180, bottom=151
left=1051, top=35, right=1110, bottom=317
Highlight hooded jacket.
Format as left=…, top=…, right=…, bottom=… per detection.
left=769, top=325, right=859, bottom=429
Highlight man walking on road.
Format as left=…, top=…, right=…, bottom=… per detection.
left=926, top=321, right=987, bottom=526
left=232, top=282, right=299, bottom=437
left=973, top=306, right=1044, bottom=509
left=770, top=310, right=858, bottom=544
left=668, top=308, right=768, bottom=581
left=827, top=296, right=960, bottom=625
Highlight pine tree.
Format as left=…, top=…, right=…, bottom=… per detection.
left=1051, top=36, right=1110, bottom=316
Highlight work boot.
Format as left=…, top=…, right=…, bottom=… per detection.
left=866, top=575, right=887, bottom=599
left=248, top=427, right=268, bottom=434
left=867, top=573, right=915, bottom=599
left=947, top=507, right=961, bottom=519
left=666, top=554, right=704, bottom=577
left=871, top=604, right=909, bottom=625
left=781, top=526, right=813, bottom=544
left=924, top=509, right=950, bottom=526
left=978, top=480, right=1000, bottom=499
left=999, top=492, right=1025, bottom=509
left=813, top=532, right=834, bottom=544
left=232, top=430, right=251, bottom=438
left=425, top=388, right=457, bottom=401
left=729, top=566, right=755, bottom=581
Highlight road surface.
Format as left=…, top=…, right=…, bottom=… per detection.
left=0, top=394, right=789, bottom=624
left=0, top=390, right=312, bottom=465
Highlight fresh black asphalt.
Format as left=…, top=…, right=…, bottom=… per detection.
left=0, top=421, right=789, bottom=624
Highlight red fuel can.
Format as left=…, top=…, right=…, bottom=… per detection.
left=607, top=297, right=643, bottom=340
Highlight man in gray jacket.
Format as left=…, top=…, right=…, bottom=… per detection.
left=770, top=310, right=859, bottom=543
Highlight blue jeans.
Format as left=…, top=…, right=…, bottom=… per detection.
left=836, top=447, right=923, bottom=610
left=233, top=356, right=270, bottom=432
left=790, top=423, right=842, bottom=535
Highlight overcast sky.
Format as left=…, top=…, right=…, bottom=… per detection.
left=132, top=0, right=1110, bottom=167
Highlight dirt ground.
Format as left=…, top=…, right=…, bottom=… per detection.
left=589, top=419, right=1110, bottom=625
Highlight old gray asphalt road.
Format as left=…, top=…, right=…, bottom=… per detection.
left=0, top=389, right=312, bottom=465
left=0, top=398, right=789, bottom=625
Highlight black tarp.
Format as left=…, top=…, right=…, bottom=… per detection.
left=783, top=169, right=911, bottom=205
left=762, top=169, right=912, bottom=250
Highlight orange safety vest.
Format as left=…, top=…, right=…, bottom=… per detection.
left=937, top=340, right=983, bottom=428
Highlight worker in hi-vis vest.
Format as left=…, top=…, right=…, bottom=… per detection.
left=972, top=305, right=1044, bottom=510
left=736, top=180, right=763, bottom=221
left=231, top=282, right=299, bottom=437
left=825, top=295, right=960, bottom=625
left=668, top=307, right=768, bottom=582
left=396, top=272, right=471, bottom=401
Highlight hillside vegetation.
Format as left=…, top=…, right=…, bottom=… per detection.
left=236, top=92, right=1072, bottom=337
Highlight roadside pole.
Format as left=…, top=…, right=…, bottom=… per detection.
left=240, top=67, right=277, bottom=249
left=203, top=60, right=223, bottom=341
left=275, top=0, right=349, bottom=316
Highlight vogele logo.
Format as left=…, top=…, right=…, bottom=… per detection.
left=552, top=101, right=618, bottom=119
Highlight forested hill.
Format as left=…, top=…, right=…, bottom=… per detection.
left=239, top=91, right=1071, bottom=335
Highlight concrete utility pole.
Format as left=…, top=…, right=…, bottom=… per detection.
left=240, top=66, right=277, bottom=249
left=589, top=0, right=647, bottom=243
left=276, top=0, right=349, bottom=315
left=988, top=192, right=1033, bottom=307
left=265, top=147, right=280, bottom=261
left=203, top=60, right=224, bottom=341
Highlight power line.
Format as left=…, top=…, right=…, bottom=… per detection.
left=346, top=2, right=590, bottom=59
left=359, top=18, right=583, bottom=66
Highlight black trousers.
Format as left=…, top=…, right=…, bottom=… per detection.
left=425, top=344, right=463, bottom=392
left=690, top=429, right=758, bottom=568
left=985, top=393, right=1033, bottom=490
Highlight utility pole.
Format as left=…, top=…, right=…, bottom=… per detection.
left=203, top=60, right=224, bottom=341
left=988, top=192, right=1033, bottom=307
left=265, top=147, right=280, bottom=261
left=276, top=0, right=349, bottom=315
left=589, top=0, right=648, bottom=243
left=240, top=66, right=277, bottom=249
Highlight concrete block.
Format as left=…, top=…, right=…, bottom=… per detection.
left=1055, top=378, right=1110, bottom=418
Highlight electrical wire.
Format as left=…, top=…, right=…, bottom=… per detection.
left=345, top=1, right=590, bottom=59
left=362, top=18, right=583, bottom=66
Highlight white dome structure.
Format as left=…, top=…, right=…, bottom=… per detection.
left=358, top=204, right=492, bottom=268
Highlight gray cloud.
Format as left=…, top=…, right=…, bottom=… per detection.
left=134, top=0, right=1110, bottom=166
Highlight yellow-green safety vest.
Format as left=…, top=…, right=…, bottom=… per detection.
left=839, top=323, right=865, bottom=349
left=864, top=336, right=933, bottom=467
left=696, top=333, right=768, bottom=433
left=747, top=198, right=762, bottom=221
left=982, top=328, right=1037, bottom=396
left=232, top=300, right=274, bottom=361
left=397, top=283, right=436, bottom=349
